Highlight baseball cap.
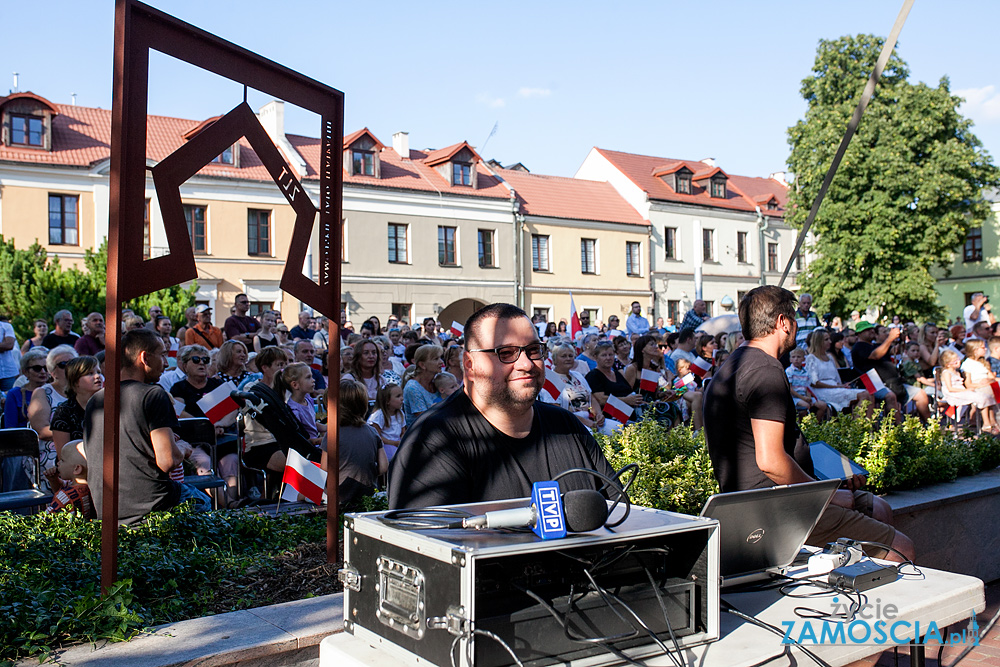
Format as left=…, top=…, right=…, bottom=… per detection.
left=854, top=321, right=874, bottom=334
left=195, top=304, right=212, bottom=314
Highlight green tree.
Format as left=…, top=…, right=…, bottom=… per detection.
left=786, top=34, right=1000, bottom=322
left=0, top=237, right=196, bottom=342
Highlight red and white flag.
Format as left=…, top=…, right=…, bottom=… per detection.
left=450, top=321, right=464, bottom=338
left=859, top=369, right=886, bottom=395
left=196, top=380, right=240, bottom=425
left=569, top=292, right=582, bottom=340
left=168, top=339, right=179, bottom=359
left=991, top=381, right=1000, bottom=404
left=603, top=394, right=633, bottom=423
left=311, top=357, right=323, bottom=373
left=640, top=368, right=660, bottom=393
left=280, top=448, right=327, bottom=505
left=673, top=372, right=695, bottom=389
left=690, top=356, right=713, bottom=378
left=541, top=368, right=566, bottom=401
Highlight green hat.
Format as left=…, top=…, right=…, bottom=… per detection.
left=855, top=321, right=875, bottom=334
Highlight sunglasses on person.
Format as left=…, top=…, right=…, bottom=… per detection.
left=26, top=365, right=47, bottom=373
left=189, top=356, right=211, bottom=365
left=56, top=360, right=70, bottom=369
left=466, top=343, right=546, bottom=364
left=658, top=344, right=670, bottom=350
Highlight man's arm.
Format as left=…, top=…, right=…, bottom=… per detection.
left=150, top=426, right=183, bottom=473
left=750, top=418, right=813, bottom=486
left=867, top=327, right=900, bottom=361
left=0, top=325, right=14, bottom=352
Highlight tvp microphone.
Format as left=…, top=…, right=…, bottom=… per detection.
left=459, top=481, right=608, bottom=539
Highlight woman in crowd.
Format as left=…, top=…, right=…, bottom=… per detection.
left=586, top=341, right=644, bottom=423
left=442, top=344, right=464, bottom=385
left=541, top=342, right=605, bottom=431
left=694, top=334, right=717, bottom=381
left=613, top=335, right=632, bottom=372
left=343, top=339, right=385, bottom=402
left=917, top=323, right=941, bottom=375
left=402, top=344, right=442, bottom=426
left=624, top=334, right=667, bottom=394
left=238, top=346, right=292, bottom=502
left=28, top=345, right=78, bottom=488
left=828, top=331, right=849, bottom=368
left=20, top=319, right=48, bottom=354
left=335, top=379, right=387, bottom=512
left=542, top=321, right=557, bottom=341
left=806, top=329, right=870, bottom=416
left=50, top=356, right=103, bottom=455
left=557, top=320, right=568, bottom=335
left=940, top=349, right=991, bottom=428
left=254, top=311, right=278, bottom=353
left=725, top=331, right=745, bottom=354
left=373, top=335, right=405, bottom=382
left=368, top=316, right=382, bottom=336
left=215, top=340, right=251, bottom=385
left=154, top=315, right=180, bottom=369
left=4, top=348, right=49, bottom=430
left=960, top=339, right=999, bottom=434
left=275, top=323, right=291, bottom=347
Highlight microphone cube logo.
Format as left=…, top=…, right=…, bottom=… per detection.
left=532, top=481, right=567, bottom=540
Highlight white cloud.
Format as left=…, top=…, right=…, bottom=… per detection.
left=956, top=85, right=1000, bottom=122
left=476, top=93, right=505, bottom=108
left=517, top=87, right=552, bottom=99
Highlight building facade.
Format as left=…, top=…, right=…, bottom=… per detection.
left=934, top=192, right=1000, bottom=322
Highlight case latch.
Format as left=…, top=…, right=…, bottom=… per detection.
left=338, top=564, right=362, bottom=592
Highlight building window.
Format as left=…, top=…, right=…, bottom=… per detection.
left=667, top=300, right=680, bottom=324
left=676, top=174, right=691, bottom=195
left=704, top=301, right=714, bottom=316
left=626, top=241, right=642, bottom=276
left=581, top=238, right=597, bottom=274
left=532, top=307, right=551, bottom=323
left=710, top=180, right=726, bottom=198
left=964, top=227, right=983, bottom=262
left=532, top=235, right=550, bottom=272
left=391, top=303, right=412, bottom=324
left=248, top=209, right=271, bottom=256
left=143, top=199, right=151, bottom=259
left=664, top=227, right=677, bottom=259
left=478, top=229, right=496, bottom=268
left=183, top=204, right=207, bottom=254
left=767, top=242, right=778, bottom=272
left=737, top=291, right=748, bottom=306
left=702, top=229, right=714, bottom=262
left=438, top=226, right=457, bottom=265
left=352, top=149, right=375, bottom=176
left=737, top=231, right=748, bottom=263
left=583, top=308, right=600, bottom=324
left=247, top=302, right=273, bottom=318
left=211, top=145, right=234, bottom=165
left=388, top=223, right=408, bottom=264
left=453, top=162, right=472, bottom=186
left=795, top=252, right=805, bottom=271
left=48, top=194, right=78, bottom=245
left=11, top=113, right=43, bottom=147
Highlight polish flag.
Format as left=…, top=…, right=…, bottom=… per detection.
left=944, top=404, right=957, bottom=418
left=450, top=321, right=464, bottom=338
left=859, top=369, right=886, bottom=395
left=991, top=381, right=1000, bottom=404
left=280, top=448, right=327, bottom=505
left=168, top=339, right=179, bottom=359
left=603, top=394, right=633, bottom=423
left=311, top=357, right=323, bottom=373
left=196, top=381, right=240, bottom=424
left=673, top=373, right=695, bottom=389
left=640, top=368, right=660, bottom=393
left=569, top=292, right=582, bottom=340
left=541, top=368, right=566, bottom=401
left=690, top=356, right=713, bottom=378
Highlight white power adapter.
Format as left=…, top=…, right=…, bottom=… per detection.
left=807, top=542, right=864, bottom=575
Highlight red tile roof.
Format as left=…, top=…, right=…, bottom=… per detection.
left=0, top=92, right=59, bottom=114
left=497, top=168, right=647, bottom=227
left=594, top=147, right=787, bottom=217
left=423, top=141, right=481, bottom=167
left=342, top=127, right=384, bottom=150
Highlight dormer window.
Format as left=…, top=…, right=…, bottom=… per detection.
left=1, top=93, right=58, bottom=151
left=710, top=178, right=726, bottom=198
left=453, top=162, right=472, bottom=186
left=11, top=113, right=43, bottom=146
left=352, top=149, right=375, bottom=176
left=676, top=173, right=692, bottom=194
left=766, top=199, right=778, bottom=211
left=211, top=144, right=236, bottom=165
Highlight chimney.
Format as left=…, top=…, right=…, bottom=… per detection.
left=12, top=72, right=19, bottom=93
left=393, top=131, right=409, bottom=160
left=769, top=171, right=789, bottom=186
left=258, top=100, right=285, bottom=144
left=700, top=157, right=716, bottom=167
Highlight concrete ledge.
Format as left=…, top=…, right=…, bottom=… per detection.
left=27, top=592, right=345, bottom=667
left=885, top=468, right=1000, bottom=582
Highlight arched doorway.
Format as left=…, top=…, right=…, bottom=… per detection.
left=438, top=298, right=488, bottom=333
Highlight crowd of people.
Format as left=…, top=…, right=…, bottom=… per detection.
left=1, top=289, right=997, bottom=525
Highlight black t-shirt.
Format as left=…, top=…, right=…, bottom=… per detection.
left=42, top=332, right=80, bottom=349
left=851, top=341, right=905, bottom=399
left=289, top=325, right=312, bottom=341
left=388, top=390, right=616, bottom=509
left=84, top=381, right=181, bottom=525
left=703, top=345, right=812, bottom=492
left=585, top=368, right=633, bottom=398
left=170, top=377, right=223, bottom=419
left=51, top=398, right=87, bottom=442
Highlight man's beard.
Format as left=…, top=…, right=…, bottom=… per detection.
left=484, top=369, right=543, bottom=409
left=779, top=332, right=798, bottom=357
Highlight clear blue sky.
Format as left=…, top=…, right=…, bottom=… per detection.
left=4, top=1, right=999, bottom=179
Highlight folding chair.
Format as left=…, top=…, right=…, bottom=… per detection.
left=0, top=428, right=49, bottom=512
left=174, top=418, right=226, bottom=510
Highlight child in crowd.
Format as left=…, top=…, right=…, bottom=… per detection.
left=278, top=362, right=326, bottom=446
left=367, top=383, right=405, bottom=461
left=939, top=349, right=991, bottom=427
left=961, top=340, right=998, bottom=434
left=44, top=440, right=94, bottom=518
left=899, top=342, right=935, bottom=399
left=337, top=379, right=388, bottom=511
left=786, top=348, right=828, bottom=420
left=673, top=358, right=704, bottom=429
left=433, top=372, right=459, bottom=398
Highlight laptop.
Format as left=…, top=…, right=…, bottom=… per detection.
left=699, top=478, right=840, bottom=587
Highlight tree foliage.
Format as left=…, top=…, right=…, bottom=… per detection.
left=786, top=34, right=1000, bottom=322
left=0, top=237, right=197, bottom=342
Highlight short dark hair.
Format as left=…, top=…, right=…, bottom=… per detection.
left=121, top=328, right=162, bottom=369
left=256, top=345, right=286, bottom=370
left=677, top=328, right=696, bottom=344
left=738, top=286, right=797, bottom=341
left=464, top=303, right=529, bottom=348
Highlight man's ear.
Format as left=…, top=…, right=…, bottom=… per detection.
left=463, top=348, right=474, bottom=373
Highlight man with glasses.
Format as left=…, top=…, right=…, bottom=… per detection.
left=42, top=310, right=79, bottom=349
left=577, top=312, right=599, bottom=339
left=388, top=303, right=616, bottom=509
left=224, top=293, right=260, bottom=347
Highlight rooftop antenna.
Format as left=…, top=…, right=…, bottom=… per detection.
left=12, top=72, right=19, bottom=93
left=71, top=93, right=77, bottom=105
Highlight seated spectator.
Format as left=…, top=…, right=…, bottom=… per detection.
left=289, top=311, right=314, bottom=341
left=27, top=345, right=77, bottom=491
left=368, top=383, right=405, bottom=461
left=4, top=348, right=49, bottom=429
left=294, top=339, right=326, bottom=395
left=586, top=341, right=644, bottom=425
left=20, top=319, right=48, bottom=355
left=388, top=328, right=406, bottom=358
left=575, top=334, right=600, bottom=373
left=542, top=342, right=606, bottom=432
left=612, top=335, right=631, bottom=371
left=42, top=310, right=79, bottom=349
left=433, top=371, right=460, bottom=398
left=960, top=340, right=998, bottom=434
left=50, top=356, right=104, bottom=460
left=215, top=340, right=252, bottom=386
left=624, top=334, right=669, bottom=396
left=154, top=316, right=180, bottom=369
left=828, top=331, right=849, bottom=368
left=373, top=336, right=404, bottom=383
left=43, top=440, right=94, bottom=519
left=124, top=315, right=146, bottom=331
left=989, top=336, right=1000, bottom=376
left=312, top=316, right=331, bottom=352
left=786, top=348, right=828, bottom=420
left=158, top=344, right=189, bottom=393
left=342, top=339, right=385, bottom=403
left=441, top=344, right=463, bottom=385
left=670, top=328, right=697, bottom=365
left=940, top=350, right=992, bottom=426
left=899, top=342, right=935, bottom=400
left=694, top=333, right=717, bottom=382
left=278, top=362, right=325, bottom=446
left=74, top=313, right=106, bottom=355
left=274, top=322, right=291, bottom=347
left=335, top=379, right=387, bottom=511
left=402, top=344, right=442, bottom=426
left=806, top=329, right=869, bottom=416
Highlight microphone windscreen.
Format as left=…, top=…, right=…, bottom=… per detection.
left=562, top=489, right=608, bottom=532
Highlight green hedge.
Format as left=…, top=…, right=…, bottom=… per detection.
left=598, top=412, right=1000, bottom=514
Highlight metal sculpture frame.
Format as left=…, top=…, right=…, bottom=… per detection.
left=107, top=0, right=343, bottom=592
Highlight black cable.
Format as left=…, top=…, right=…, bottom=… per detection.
left=378, top=507, right=471, bottom=530
left=641, top=561, right=689, bottom=667
left=552, top=465, right=633, bottom=528
left=722, top=599, right=833, bottom=667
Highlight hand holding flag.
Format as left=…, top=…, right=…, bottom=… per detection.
left=640, top=368, right=660, bottom=393
left=690, top=356, right=713, bottom=378
left=280, top=448, right=327, bottom=505
left=196, top=381, right=240, bottom=427
left=859, top=369, right=886, bottom=395
left=602, top=394, right=634, bottom=423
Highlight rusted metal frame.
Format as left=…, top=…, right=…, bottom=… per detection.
left=107, top=0, right=343, bottom=593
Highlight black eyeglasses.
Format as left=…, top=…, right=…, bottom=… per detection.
left=467, top=343, right=546, bottom=364
left=56, top=360, right=70, bottom=369
left=189, top=356, right=211, bottom=365
left=27, top=365, right=47, bottom=373
left=658, top=344, right=670, bottom=350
